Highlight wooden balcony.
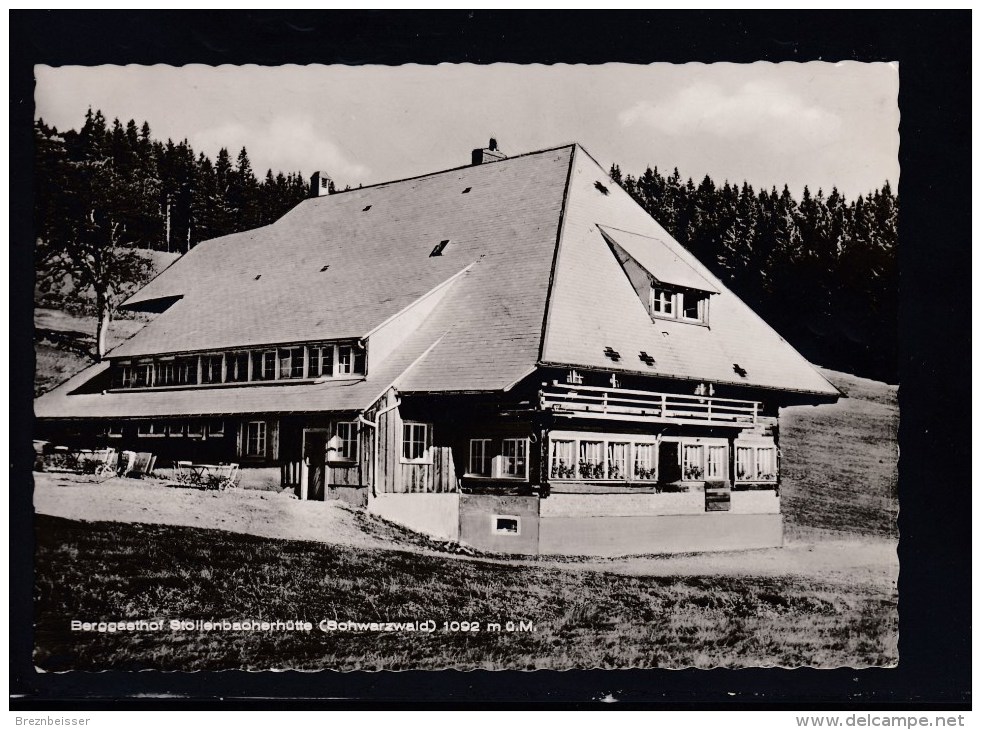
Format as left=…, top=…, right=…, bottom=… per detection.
left=539, top=381, right=760, bottom=427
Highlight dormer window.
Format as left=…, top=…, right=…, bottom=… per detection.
left=651, top=286, right=674, bottom=316
left=649, top=282, right=709, bottom=325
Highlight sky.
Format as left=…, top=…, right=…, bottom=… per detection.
left=34, top=62, right=899, bottom=200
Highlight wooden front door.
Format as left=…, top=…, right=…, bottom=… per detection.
left=304, top=430, right=328, bottom=501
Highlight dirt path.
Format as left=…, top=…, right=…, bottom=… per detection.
left=32, top=473, right=897, bottom=587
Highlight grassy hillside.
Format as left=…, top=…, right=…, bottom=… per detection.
left=780, top=368, right=898, bottom=539
left=34, top=514, right=896, bottom=671
left=33, top=249, right=178, bottom=396
left=34, top=308, right=149, bottom=396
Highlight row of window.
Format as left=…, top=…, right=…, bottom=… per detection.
left=242, top=421, right=360, bottom=460
left=546, top=436, right=777, bottom=482
left=650, top=285, right=709, bottom=324
left=110, top=420, right=226, bottom=439
left=112, top=342, right=366, bottom=389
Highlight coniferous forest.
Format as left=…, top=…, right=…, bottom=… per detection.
left=609, top=164, right=897, bottom=383
left=32, top=109, right=897, bottom=381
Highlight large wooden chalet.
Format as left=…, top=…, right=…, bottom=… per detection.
left=35, top=141, right=839, bottom=555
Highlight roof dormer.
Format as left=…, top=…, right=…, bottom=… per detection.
left=599, top=224, right=718, bottom=327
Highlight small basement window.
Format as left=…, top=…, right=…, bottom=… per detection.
left=492, top=515, right=521, bottom=535
left=430, top=239, right=450, bottom=257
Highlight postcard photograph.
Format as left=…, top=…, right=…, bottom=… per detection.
left=30, top=60, right=900, bottom=673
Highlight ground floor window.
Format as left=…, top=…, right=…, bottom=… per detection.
left=245, top=421, right=267, bottom=456
left=607, top=442, right=629, bottom=480
left=501, top=438, right=528, bottom=478
left=550, top=439, right=577, bottom=479
left=548, top=432, right=729, bottom=483
left=578, top=440, right=605, bottom=479
left=755, top=447, right=777, bottom=481
left=633, top=442, right=657, bottom=480
left=706, top=445, right=727, bottom=479
left=469, top=439, right=492, bottom=476
left=682, top=444, right=704, bottom=480
left=735, top=443, right=778, bottom=482
left=137, top=421, right=167, bottom=437
left=402, top=422, right=430, bottom=463
left=333, top=421, right=359, bottom=462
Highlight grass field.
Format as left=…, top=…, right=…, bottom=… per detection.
left=781, top=368, right=898, bottom=539
left=34, top=514, right=896, bottom=671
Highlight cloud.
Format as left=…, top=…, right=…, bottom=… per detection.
left=619, top=81, right=842, bottom=149
left=191, top=115, right=369, bottom=183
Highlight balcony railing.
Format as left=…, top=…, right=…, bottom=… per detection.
left=540, top=381, right=759, bottom=427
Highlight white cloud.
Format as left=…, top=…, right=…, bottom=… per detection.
left=619, top=81, right=843, bottom=150
left=190, top=115, right=369, bottom=183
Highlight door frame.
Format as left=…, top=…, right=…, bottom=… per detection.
left=301, top=427, right=331, bottom=501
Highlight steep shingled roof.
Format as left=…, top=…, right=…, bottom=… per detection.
left=36, top=142, right=837, bottom=420
left=113, top=146, right=573, bottom=357
left=540, top=147, right=837, bottom=396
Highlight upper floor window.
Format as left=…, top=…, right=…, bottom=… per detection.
left=279, top=346, right=306, bottom=379
left=649, top=283, right=709, bottom=324
left=651, top=286, right=674, bottom=316
left=336, top=345, right=366, bottom=376
left=309, top=345, right=334, bottom=378
left=110, top=340, right=365, bottom=390
left=133, top=362, right=153, bottom=388
left=249, top=350, right=277, bottom=381
left=155, top=359, right=176, bottom=386
left=201, top=354, right=223, bottom=384
left=226, top=352, right=250, bottom=383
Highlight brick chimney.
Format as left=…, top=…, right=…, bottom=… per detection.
left=471, top=138, right=507, bottom=165
left=310, top=171, right=333, bottom=197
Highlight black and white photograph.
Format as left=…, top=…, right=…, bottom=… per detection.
left=10, top=9, right=971, bottom=711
